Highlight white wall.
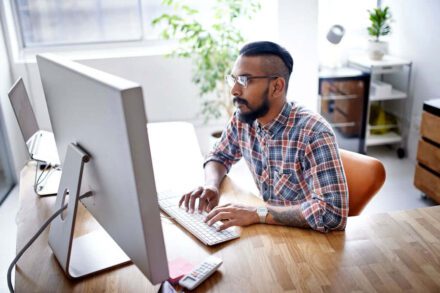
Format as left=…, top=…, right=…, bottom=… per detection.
left=279, top=0, right=319, bottom=111
left=318, top=0, right=376, bottom=66
left=12, top=54, right=201, bottom=132
left=0, top=20, right=27, bottom=177
left=384, top=0, right=440, bottom=160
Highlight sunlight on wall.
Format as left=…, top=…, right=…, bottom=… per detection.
left=242, top=0, right=279, bottom=43
left=318, top=0, right=376, bottom=67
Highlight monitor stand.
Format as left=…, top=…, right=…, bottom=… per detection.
left=48, top=143, right=131, bottom=279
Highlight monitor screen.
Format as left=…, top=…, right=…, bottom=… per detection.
left=36, top=53, right=169, bottom=284
left=8, top=77, right=40, bottom=143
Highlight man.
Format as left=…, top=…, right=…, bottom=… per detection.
left=180, top=41, right=348, bottom=233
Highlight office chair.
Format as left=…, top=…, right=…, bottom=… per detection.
left=339, top=149, right=386, bottom=216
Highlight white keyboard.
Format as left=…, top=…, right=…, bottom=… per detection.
left=159, top=197, right=240, bottom=246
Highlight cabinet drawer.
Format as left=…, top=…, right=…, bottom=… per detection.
left=421, top=111, right=440, bottom=144
left=417, top=140, right=440, bottom=173
left=414, top=165, right=440, bottom=203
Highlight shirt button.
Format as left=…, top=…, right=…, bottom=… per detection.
left=262, top=183, right=269, bottom=201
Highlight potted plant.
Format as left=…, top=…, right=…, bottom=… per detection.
left=152, top=0, right=260, bottom=124
left=367, top=6, right=391, bottom=60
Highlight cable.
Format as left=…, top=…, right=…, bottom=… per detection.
left=36, top=167, right=52, bottom=186
left=32, top=161, right=61, bottom=196
left=32, top=161, right=51, bottom=194
left=7, top=192, right=93, bottom=293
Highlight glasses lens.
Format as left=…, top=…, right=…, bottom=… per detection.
left=226, top=75, right=236, bottom=87
left=237, top=76, right=248, bottom=87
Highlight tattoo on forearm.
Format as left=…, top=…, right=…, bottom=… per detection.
left=268, top=205, right=309, bottom=228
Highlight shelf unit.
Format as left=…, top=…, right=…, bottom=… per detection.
left=370, top=88, right=407, bottom=101
left=348, top=54, right=412, bottom=157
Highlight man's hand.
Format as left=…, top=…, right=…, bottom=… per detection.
left=179, top=186, right=220, bottom=213
left=204, top=203, right=259, bottom=231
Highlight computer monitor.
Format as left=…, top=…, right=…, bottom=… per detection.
left=8, top=77, right=61, bottom=196
left=8, top=77, right=60, bottom=166
left=36, top=53, right=169, bottom=284
left=8, top=77, right=39, bottom=143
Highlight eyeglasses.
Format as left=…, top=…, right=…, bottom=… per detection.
left=225, top=74, right=279, bottom=88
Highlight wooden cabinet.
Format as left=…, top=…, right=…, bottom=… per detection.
left=414, top=99, right=440, bottom=203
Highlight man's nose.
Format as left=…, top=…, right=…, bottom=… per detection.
left=230, top=81, right=242, bottom=97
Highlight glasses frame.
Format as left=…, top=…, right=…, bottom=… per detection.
left=225, top=74, right=279, bottom=88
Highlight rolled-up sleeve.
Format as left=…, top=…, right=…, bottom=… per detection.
left=300, top=132, right=349, bottom=232
left=204, top=115, right=242, bottom=172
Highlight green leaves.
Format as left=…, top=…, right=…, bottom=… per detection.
left=367, top=6, right=391, bottom=41
left=152, top=0, right=261, bottom=122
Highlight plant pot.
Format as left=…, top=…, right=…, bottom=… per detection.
left=368, top=40, right=388, bottom=61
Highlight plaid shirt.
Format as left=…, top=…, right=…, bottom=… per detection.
left=205, top=102, right=348, bottom=232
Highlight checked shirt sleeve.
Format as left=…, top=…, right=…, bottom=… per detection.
left=204, top=115, right=243, bottom=172
left=300, top=132, right=349, bottom=232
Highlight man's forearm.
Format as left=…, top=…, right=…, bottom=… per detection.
left=204, top=161, right=228, bottom=190
left=266, top=205, right=310, bottom=229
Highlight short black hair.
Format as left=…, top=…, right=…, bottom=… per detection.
left=239, top=41, right=294, bottom=86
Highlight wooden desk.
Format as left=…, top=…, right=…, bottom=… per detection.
left=15, top=123, right=440, bottom=292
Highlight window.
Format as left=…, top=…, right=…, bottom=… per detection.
left=13, top=0, right=164, bottom=47
left=11, top=0, right=275, bottom=49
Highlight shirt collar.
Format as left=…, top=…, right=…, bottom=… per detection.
left=256, top=102, right=292, bottom=137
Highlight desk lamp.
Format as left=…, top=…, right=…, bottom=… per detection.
left=323, top=24, right=345, bottom=69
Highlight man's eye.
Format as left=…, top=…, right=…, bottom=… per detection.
left=238, top=76, right=247, bottom=84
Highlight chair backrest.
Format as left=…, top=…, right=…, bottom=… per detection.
left=339, top=149, right=386, bottom=216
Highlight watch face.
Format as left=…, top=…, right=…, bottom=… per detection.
left=257, top=207, right=268, bottom=214
left=257, top=207, right=268, bottom=223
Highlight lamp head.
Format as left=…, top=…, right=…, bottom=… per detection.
left=327, top=25, right=345, bottom=45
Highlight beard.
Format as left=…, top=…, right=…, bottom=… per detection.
left=233, top=88, right=270, bottom=125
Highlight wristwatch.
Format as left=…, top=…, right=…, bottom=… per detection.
left=256, top=206, right=268, bottom=223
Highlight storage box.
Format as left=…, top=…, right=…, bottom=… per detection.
left=371, top=80, right=392, bottom=97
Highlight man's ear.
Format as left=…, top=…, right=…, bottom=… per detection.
left=271, top=78, right=286, bottom=98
